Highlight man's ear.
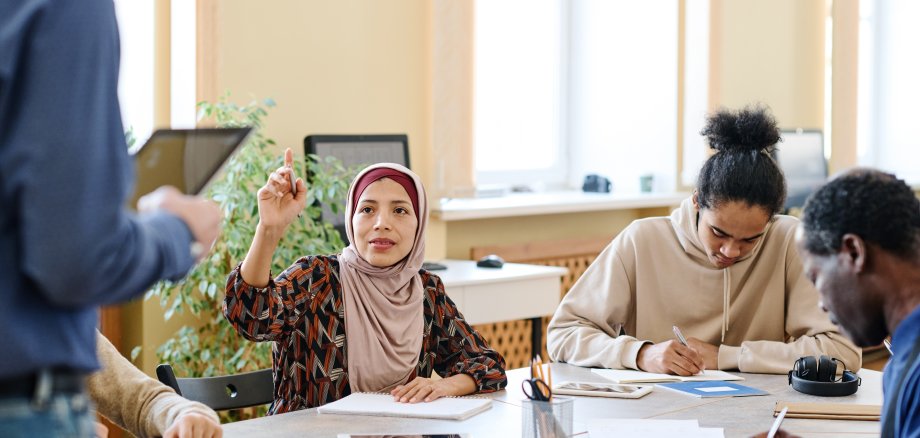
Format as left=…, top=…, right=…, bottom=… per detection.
left=840, top=233, right=867, bottom=273
left=691, top=190, right=700, bottom=211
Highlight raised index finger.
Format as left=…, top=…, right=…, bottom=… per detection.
left=284, top=147, right=294, bottom=168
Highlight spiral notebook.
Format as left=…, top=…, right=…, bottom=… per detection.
left=317, top=392, right=492, bottom=421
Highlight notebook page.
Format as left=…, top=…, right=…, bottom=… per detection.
left=587, top=419, right=724, bottom=438
left=317, top=393, right=492, bottom=421
left=592, top=368, right=744, bottom=383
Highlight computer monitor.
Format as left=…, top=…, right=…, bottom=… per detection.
left=304, top=134, right=410, bottom=243
left=775, top=130, right=827, bottom=211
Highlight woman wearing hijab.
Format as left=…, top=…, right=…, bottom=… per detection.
left=223, top=149, right=506, bottom=414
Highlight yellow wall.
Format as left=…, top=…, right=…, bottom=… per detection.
left=212, top=0, right=433, bottom=186
left=711, top=0, right=826, bottom=129
left=126, top=0, right=844, bottom=374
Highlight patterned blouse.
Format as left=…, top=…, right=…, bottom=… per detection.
left=223, top=255, right=507, bottom=414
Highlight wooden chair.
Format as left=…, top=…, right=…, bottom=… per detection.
left=155, top=364, right=274, bottom=411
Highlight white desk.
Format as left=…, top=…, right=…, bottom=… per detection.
left=498, top=364, right=884, bottom=437
left=433, top=259, right=567, bottom=325
left=433, top=259, right=568, bottom=357
left=222, top=364, right=884, bottom=438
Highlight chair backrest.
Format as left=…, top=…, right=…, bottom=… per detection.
left=303, top=134, right=410, bottom=244
left=155, top=364, right=274, bottom=411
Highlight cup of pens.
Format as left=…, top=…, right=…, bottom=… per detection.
left=523, top=356, right=573, bottom=438
left=523, top=397, right=573, bottom=438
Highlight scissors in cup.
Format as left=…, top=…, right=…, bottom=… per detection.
left=523, top=378, right=552, bottom=402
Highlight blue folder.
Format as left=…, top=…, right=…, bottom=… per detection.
left=657, top=380, right=768, bottom=398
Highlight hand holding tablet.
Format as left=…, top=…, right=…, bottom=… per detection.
left=132, top=128, right=252, bottom=260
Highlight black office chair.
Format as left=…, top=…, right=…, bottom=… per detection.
left=155, top=364, right=274, bottom=410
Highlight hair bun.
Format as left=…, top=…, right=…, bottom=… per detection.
left=700, top=104, right=781, bottom=154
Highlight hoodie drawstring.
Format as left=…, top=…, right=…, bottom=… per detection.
left=722, top=268, right=731, bottom=342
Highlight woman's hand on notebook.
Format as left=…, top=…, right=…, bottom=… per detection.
left=637, top=340, right=704, bottom=376
left=391, top=374, right=476, bottom=403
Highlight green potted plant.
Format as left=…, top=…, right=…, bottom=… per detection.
left=143, top=96, right=357, bottom=420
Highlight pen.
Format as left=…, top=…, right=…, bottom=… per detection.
left=287, top=165, right=297, bottom=196
left=767, top=406, right=788, bottom=438
left=672, top=325, right=689, bottom=347
left=884, top=339, right=893, bottom=354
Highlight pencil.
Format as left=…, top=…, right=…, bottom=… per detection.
left=287, top=164, right=297, bottom=196
left=768, top=406, right=788, bottom=438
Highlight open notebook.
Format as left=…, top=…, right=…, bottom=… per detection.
left=317, top=393, right=492, bottom=421
left=592, top=368, right=744, bottom=384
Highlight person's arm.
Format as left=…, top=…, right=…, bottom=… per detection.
left=392, top=276, right=506, bottom=403
left=546, top=238, right=649, bottom=370
left=88, top=332, right=221, bottom=438
left=901, top=371, right=920, bottom=438
left=223, top=256, right=328, bottom=342
left=239, top=148, right=305, bottom=287
left=10, top=0, right=219, bottom=307
left=223, top=149, right=313, bottom=342
left=717, top=237, right=862, bottom=373
left=431, top=277, right=507, bottom=393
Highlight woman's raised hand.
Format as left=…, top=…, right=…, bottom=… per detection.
left=257, top=148, right=306, bottom=231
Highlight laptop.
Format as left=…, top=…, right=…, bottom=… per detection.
left=130, top=127, right=252, bottom=208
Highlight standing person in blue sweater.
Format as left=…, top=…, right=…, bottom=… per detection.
left=0, top=0, right=222, bottom=436
left=796, top=168, right=920, bottom=438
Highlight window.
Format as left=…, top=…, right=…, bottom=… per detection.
left=858, top=0, right=920, bottom=183
left=114, top=0, right=155, bottom=144
left=473, top=0, right=687, bottom=193
left=113, top=0, right=197, bottom=146
left=170, top=0, right=197, bottom=129
left=474, top=0, right=564, bottom=188
left=682, top=0, right=710, bottom=187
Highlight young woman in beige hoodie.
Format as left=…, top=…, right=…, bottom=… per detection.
left=547, top=105, right=861, bottom=375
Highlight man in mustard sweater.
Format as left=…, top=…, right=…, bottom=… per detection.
left=547, top=106, right=860, bottom=375
left=90, top=332, right=221, bottom=438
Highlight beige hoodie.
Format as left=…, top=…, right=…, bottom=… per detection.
left=547, top=198, right=861, bottom=374
left=88, top=332, right=220, bottom=438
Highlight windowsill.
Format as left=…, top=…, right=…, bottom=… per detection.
left=432, top=191, right=690, bottom=221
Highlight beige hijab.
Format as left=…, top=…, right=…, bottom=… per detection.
left=340, top=163, right=427, bottom=393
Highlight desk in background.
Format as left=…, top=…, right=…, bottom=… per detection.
left=434, top=259, right=568, bottom=359
left=222, top=363, right=883, bottom=437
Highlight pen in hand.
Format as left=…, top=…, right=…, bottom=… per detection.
left=672, top=325, right=705, bottom=373
left=672, top=325, right=689, bottom=346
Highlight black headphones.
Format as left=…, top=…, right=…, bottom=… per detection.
left=788, top=355, right=861, bottom=396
